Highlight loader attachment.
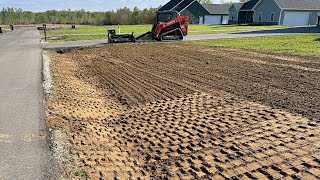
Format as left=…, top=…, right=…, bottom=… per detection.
left=135, top=31, right=156, bottom=42
left=108, top=29, right=135, bottom=43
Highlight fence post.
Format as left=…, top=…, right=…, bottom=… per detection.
left=43, top=24, right=47, bottom=41
left=118, top=24, right=120, bottom=34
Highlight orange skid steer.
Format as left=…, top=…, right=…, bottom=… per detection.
left=108, top=11, right=188, bottom=43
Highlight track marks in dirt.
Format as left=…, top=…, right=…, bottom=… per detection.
left=113, top=92, right=319, bottom=179
left=64, top=92, right=320, bottom=179
left=48, top=43, right=320, bottom=179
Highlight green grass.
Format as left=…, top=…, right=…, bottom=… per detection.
left=48, top=34, right=106, bottom=42
left=192, top=34, right=320, bottom=56
left=44, top=24, right=151, bottom=36
left=1, top=27, right=11, bottom=33
left=73, top=169, right=89, bottom=179
left=43, top=24, right=287, bottom=42
left=189, top=24, right=288, bottom=34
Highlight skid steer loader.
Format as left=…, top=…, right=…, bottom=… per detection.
left=108, top=10, right=188, bottom=43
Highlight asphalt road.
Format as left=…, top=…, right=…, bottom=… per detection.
left=0, top=28, right=58, bottom=179
left=43, top=26, right=320, bottom=50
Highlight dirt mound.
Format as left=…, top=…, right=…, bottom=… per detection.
left=48, top=43, right=320, bottom=179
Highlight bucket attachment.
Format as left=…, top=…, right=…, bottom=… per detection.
left=108, top=29, right=135, bottom=43
left=135, top=31, right=156, bottom=42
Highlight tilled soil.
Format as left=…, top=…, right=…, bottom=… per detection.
left=66, top=43, right=319, bottom=120
left=48, top=43, right=320, bottom=179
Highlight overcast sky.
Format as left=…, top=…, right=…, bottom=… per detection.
left=0, top=0, right=239, bottom=12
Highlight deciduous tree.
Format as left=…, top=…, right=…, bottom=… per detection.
left=0, top=7, right=159, bottom=25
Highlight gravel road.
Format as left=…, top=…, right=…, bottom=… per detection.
left=0, top=28, right=58, bottom=179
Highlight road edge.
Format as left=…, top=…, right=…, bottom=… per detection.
left=42, top=50, right=65, bottom=179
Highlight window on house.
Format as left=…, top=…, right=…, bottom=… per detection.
left=232, top=16, right=234, bottom=20
left=271, top=12, right=275, bottom=22
left=259, top=12, right=262, bottom=21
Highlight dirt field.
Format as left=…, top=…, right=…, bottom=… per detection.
left=48, top=43, right=320, bottom=179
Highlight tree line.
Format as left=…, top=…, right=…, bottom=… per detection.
left=0, top=7, right=158, bottom=25
left=0, top=0, right=244, bottom=25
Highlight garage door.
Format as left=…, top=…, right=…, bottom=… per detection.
left=222, top=15, right=229, bottom=24
left=199, top=16, right=204, bottom=24
left=283, top=12, right=309, bottom=26
left=204, top=15, right=221, bottom=24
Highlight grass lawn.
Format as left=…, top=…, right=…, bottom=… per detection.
left=192, top=34, right=320, bottom=56
left=45, top=24, right=152, bottom=36
left=189, top=24, right=287, bottom=34
left=1, top=26, right=11, bottom=33
left=48, top=35, right=106, bottom=42
left=43, top=24, right=287, bottom=42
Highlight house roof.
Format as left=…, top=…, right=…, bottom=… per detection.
left=174, top=0, right=196, bottom=12
left=240, top=0, right=260, bottom=11
left=274, top=0, right=320, bottom=10
left=158, top=0, right=196, bottom=12
left=203, top=4, right=231, bottom=15
left=158, top=0, right=182, bottom=11
left=233, top=3, right=244, bottom=10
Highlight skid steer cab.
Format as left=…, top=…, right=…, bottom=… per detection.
left=107, top=11, right=189, bottom=43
